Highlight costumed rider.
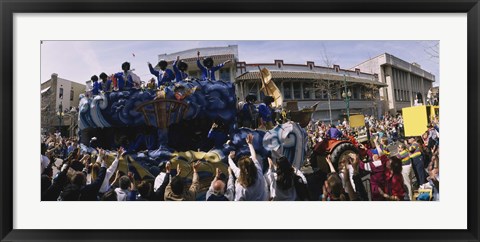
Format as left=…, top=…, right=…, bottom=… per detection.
left=91, top=75, right=102, bottom=95
left=114, top=61, right=141, bottom=91
left=148, top=59, right=175, bottom=87
left=240, top=93, right=258, bottom=129
left=196, top=51, right=231, bottom=81
left=258, top=95, right=275, bottom=130
left=173, top=56, right=189, bottom=82
left=99, top=72, right=112, bottom=92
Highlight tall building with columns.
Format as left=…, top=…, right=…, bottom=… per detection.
left=352, top=53, right=436, bottom=114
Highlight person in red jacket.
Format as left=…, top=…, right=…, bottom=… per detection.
left=379, top=156, right=406, bottom=201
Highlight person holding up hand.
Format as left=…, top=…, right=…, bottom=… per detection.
left=164, top=161, right=201, bottom=201
left=147, top=59, right=175, bottom=86
left=173, top=56, right=189, bottom=82
left=206, top=167, right=234, bottom=201
left=98, top=147, right=125, bottom=195
left=197, top=50, right=231, bottom=81
left=228, top=134, right=268, bottom=201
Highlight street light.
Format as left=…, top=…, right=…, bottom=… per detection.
left=342, top=74, right=352, bottom=121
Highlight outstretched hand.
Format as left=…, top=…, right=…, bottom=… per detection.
left=117, top=147, right=125, bottom=158
left=325, top=155, right=332, bottom=164
left=246, top=133, right=254, bottom=145
left=229, top=150, right=235, bottom=159
left=166, top=161, right=171, bottom=174
left=176, top=164, right=182, bottom=177
left=267, top=157, right=274, bottom=169
left=192, top=160, right=201, bottom=173
left=215, top=168, right=222, bottom=179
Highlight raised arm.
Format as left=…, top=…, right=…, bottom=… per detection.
left=228, top=151, right=240, bottom=178
left=155, top=162, right=171, bottom=201
left=342, top=165, right=358, bottom=201
left=373, top=136, right=383, bottom=155
left=246, top=134, right=261, bottom=169
left=148, top=62, right=159, bottom=76
left=189, top=161, right=201, bottom=196
left=325, top=155, right=336, bottom=173
left=225, top=167, right=235, bottom=201
left=266, top=157, right=276, bottom=199
left=212, top=60, right=230, bottom=72
left=107, top=147, right=124, bottom=175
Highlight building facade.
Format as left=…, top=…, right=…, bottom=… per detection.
left=156, top=45, right=239, bottom=82
left=352, top=53, right=436, bottom=114
left=235, top=60, right=387, bottom=122
left=41, top=73, right=85, bottom=136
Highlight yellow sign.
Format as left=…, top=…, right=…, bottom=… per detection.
left=349, top=114, right=365, bottom=128
left=402, top=106, right=429, bottom=137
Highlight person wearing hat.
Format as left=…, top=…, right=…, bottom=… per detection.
left=148, top=59, right=175, bottom=86
left=196, top=51, right=231, bottom=81
left=258, top=95, right=275, bottom=130
left=173, top=56, right=189, bottom=82
left=91, top=75, right=102, bottom=95
left=114, top=62, right=140, bottom=90
left=240, top=93, right=258, bottom=128
left=407, top=137, right=427, bottom=186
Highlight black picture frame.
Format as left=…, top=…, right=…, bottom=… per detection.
left=1, top=0, right=479, bottom=241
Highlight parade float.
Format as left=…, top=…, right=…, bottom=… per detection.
left=78, top=76, right=308, bottom=199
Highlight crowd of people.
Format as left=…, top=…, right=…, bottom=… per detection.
left=41, top=109, right=439, bottom=201
left=42, top=51, right=439, bottom=201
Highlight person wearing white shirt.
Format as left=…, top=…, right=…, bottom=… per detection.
left=227, top=134, right=268, bottom=201
left=98, top=147, right=124, bottom=194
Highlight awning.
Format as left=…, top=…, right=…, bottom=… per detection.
left=41, top=86, right=51, bottom=94
left=235, top=71, right=388, bottom=87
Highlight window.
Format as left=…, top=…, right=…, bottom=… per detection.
left=278, top=63, right=281, bottom=68
left=70, top=90, right=74, bottom=101
left=59, top=87, right=63, bottom=99
left=314, top=88, right=322, bottom=99
left=293, top=82, right=301, bottom=99
left=303, top=83, right=313, bottom=99
left=283, top=82, right=292, bottom=100
left=220, top=69, right=230, bottom=81
left=352, top=87, right=358, bottom=99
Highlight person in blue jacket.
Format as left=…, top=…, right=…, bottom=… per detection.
left=196, top=51, right=231, bottom=81
left=173, top=56, right=189, bottom=82
left=207, top=119, right=229, bottom=150
left=99, top=72, right=112, bottom=92
left=258, top=96, right=275, bottom=130
left=91, top=75, right=102, bottom=95
left=148, top=59, right=175, bottom=86
left=114, top=62, right=135, bottom=91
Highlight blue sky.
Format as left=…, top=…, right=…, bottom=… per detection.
left=41, top=40, right=439, bottom=86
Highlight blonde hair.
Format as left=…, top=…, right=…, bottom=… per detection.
left=237, top=156, right=258, bottom=188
